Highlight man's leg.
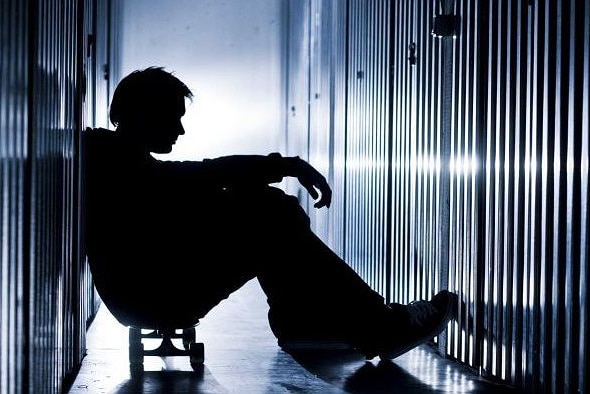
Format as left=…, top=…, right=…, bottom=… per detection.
left=181, top=185, right=454, bottom=359
left=217, top=187, right=399, bottom=347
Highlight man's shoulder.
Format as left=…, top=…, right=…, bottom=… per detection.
left=84, top=127, right=115, bottom=138
left=83, top=127, right=118, bottom=148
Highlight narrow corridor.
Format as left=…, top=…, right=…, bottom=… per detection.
left=2, top=1, right=588, bottom=392
left=69, top=281, right=517, bottom=393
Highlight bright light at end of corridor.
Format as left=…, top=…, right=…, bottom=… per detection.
left=152, top=71, right=282, bottom=162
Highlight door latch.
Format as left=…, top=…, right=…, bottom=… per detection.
left=432, top=14, right=458, bottom=37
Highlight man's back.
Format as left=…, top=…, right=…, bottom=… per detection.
left=83, top=127, right=193, bottom=325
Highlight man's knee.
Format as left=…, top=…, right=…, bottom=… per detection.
left=260, top=186, right=300, bottom=207
left=226, top=185, right=309, bottom=227
left=260, top=186, right=309, bottom=225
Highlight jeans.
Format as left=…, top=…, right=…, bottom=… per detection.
left=93, top=186, right=398, bottom=346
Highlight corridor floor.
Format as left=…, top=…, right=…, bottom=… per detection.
left=68, top=280, right=517, bottom=393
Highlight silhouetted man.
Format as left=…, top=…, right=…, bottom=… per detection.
left=83, top=67, right=454, bottom=360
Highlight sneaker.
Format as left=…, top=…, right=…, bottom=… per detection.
left=363, top=290, right=456, bottom=360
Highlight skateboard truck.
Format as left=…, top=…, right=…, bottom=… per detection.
left=128, top=325, right=204, bottom=375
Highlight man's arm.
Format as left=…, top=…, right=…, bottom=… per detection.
left=159, top=153, right=332, bottom=208
left=282, top=155, right=332, bottom=208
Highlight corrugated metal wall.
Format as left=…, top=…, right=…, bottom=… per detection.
left=290, top=0, right=392, bottom=295
left=287, top=0, right=590, bottom=392
left=305, top=0, right=349, bottom=256
left=286, top=0, right=312, bottom=210
left=1, top=1, right=29, bottom=392
left=389, top=0, right=448, bottom=310
left=0, top=1, right=114, bottom=392
left=475, top=1, right=589, bottom=391
left=344, top=0, right=391, bottom=296
left=443, top=0, right=480, bottom=371
left=29, top=1, right=84, bottom=390
left=307, top=0, right=334, bottom=245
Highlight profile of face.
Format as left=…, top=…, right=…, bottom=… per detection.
left=133, top=93, right=186, bottom=154
left=123, top=95, right=186, bottom=153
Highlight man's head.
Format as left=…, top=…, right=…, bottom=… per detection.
left=110, top=67, right=193, bottom=153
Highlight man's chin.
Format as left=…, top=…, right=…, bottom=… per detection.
left=150, top=145, right=173, bottom=154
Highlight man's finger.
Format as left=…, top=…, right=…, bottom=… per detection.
left=320, top=184, right=332, bottom=203
left=314, top=198, right=328, bottom=208
left=305, top=184, right=319, bottom=199
left=312, top=186, right=331, bottom=208
left=324, top=190, right=332, bottom=207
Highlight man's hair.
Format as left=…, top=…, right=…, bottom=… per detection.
left=109, top=67, right=193, bottom=126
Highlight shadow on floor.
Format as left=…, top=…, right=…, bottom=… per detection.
left=345, top=360, right=447, bottom=394
left=111, top=366, right=225, bottom=393
left=109, top=348, right=520, bottom=394
left=70, top=282, right=520, bottom=393
left=284, top=348, right=439, bottom=393
left=284, top=347, right=520, bottom=394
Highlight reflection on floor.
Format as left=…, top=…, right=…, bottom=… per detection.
left=69, top=280, right=518, bottom=393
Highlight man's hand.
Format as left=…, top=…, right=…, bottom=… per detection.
left=287, top=157, right=332, bottom=208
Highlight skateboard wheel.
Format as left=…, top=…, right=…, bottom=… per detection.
left=130, top=363, right=144, bottom=377
left=129, top=327, right=142, bottom=345
left=189, top=342, right=204, bottom=365
left=129, top=342, right=144, bottom=365
left=182, top=327, right=196, bottom=350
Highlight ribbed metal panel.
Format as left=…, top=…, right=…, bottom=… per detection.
left=474, top=2, right=589, bottom=391
left=344, top=0, right=390, bottom=295
left=445, top=0, right=480, bottom=369
left=288, top=0, right=391, bottom=294
left=389, top=0, right=444, bottom=310
left=307, top=0, right=332, bottom=242
left=387, top=0, right=590, bottom=392
left=289, top=0, right=589, bottom=392
left=327, top=0, right=348, bottom=257
left=85, top=0, right=113, bottom=129
left=480, top=0, right=527, bottom=385
left=286, top=0, right=348, bottom=256
left=0, top=1, right=29, bottom=393
left=28, top=1, right=86, bottom=391
left=388, top=0, right=453, bottom=325
left=580, top=2, right=590, bottom=391
left=305, top=0, right=348, bottom=255
left=286, top=0, right=311, bottom=207
left=1, top=0, right=108, bottom=391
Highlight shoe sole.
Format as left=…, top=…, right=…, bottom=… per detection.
left=377, top=291, right=456, bottom=360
